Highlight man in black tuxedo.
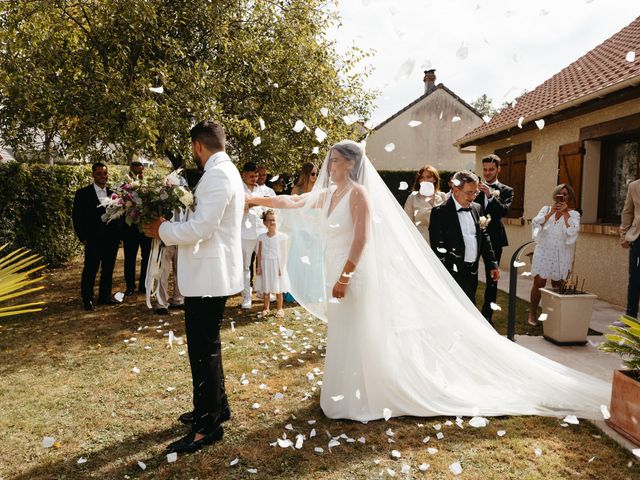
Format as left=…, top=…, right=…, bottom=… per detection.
left=429, top=170, right=500, bottom=310
left=72, top=163, right=121, bottom=310
left=122, top=161, right=151, bottom=296
left=476, top=154, right=513, bottom=323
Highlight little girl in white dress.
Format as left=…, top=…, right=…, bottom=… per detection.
left=255, top=209, right=290, bottom=318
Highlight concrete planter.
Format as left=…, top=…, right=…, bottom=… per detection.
left=540, top=288, right=597, bottom=346
left=606, top=370, right=640, bottom=446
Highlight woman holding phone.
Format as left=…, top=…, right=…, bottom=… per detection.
left=527, top=184, right=580, bottom=326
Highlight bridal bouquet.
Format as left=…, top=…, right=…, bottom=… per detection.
left=100, top=169, right=193, bottom=227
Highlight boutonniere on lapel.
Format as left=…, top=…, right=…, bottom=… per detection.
left=491, top=189, right=501, bottom=200
left=478, top=214, right=491, bottom=230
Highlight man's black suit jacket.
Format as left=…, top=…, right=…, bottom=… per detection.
left=475, top=181, right=513, bottom=249
left=72, top=184, right=120, bottom=242
left=429, top=197, right=498, bottom=274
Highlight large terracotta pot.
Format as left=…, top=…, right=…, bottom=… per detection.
left=540, top=288, right=597, bottom=346
left=606, top=370, right=640, bottom=446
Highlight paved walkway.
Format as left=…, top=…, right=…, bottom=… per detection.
left=488, top=264, right=636, bottom=451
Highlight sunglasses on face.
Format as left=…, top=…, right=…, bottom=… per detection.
left=310, top=172, right=318, bottom=177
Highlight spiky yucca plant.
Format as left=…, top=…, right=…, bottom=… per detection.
left=600, top=315, right=640, bottom=370
left=0, top=244, right=45, bottom=317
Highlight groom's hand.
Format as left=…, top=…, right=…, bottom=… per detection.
left=142, top=217, right=165, bottom=238
left=490, top=268, right=500, bottom=281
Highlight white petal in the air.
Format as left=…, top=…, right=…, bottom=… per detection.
left=627, top=51, right=636, bottom=62
left=320, top=107, right=329, bottom=117
left=563, top=415, right=579, bottom=425
left=315, top=128, right=327, bottom=143
left=535, top=119, right=545, bottom=130
left=384, top=143, right=396, bottom=152
left=437, top=247, right=447, bottom=253
left=513, top=260, right=526, bottom=267
left=408, top=120, right=422, bottom=128
left=293, top=120, right=306, bottom=133
left=518, top=116, right=524, bottom=128
left=452, top=116, right=461, bottom=123
left=395, top=58, right=415, bottom=80
left=469, top=416, right=488, bottom=428
left=149, top=86, right=164, bottom=94
left=456, top=44, right=469, bottom=60
left=452, top=178, right=461, bottom=187
left=419, top=182, right=435, bottom=196
left=331, top=394, right=344, bottom=402
left=312, top=147, right=320, bottom=155
left=114, top=292, right=124, bottom=302
left=497, top=430, right=506, bottom=437
left=398, top=181, right=409, bottom=191
left=601, top=405, right=611, bottom=420
left=300, top=256, right=310, bottom=265
left=490, top=303, right=501, bottom=311
left=269, top=175, right=280, bottom=183
left=449, top=462, right=463, bottom=475
left=383, top=408, right=392, bottom=421
left=252, top=136, right=261, bottom=146
left=538, top=313, right=548, bottom=322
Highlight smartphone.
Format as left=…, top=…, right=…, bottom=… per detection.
left=554, top=194, right=564, bottom=203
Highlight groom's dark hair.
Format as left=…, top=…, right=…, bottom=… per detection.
left=190, top=120, right=225, bottom=151
left=92, top=162, right=107, bottom=172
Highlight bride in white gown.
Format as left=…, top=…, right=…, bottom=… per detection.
left=247, top=140, right=610, bottom=422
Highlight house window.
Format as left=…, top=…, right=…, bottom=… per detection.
left=598, top=136, right=640, bottom=223
left=495, top=142, right=530, bottom=218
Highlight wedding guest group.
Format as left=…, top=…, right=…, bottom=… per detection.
left=403, top=164, right=447, bottom=244
left=621, top=178, right=640, bottom=320
left=429, top=170, right=500, bottom=309
left=475, top=154, right=513, bottom=323
left=528, top=184, right=580, bottom=326
left=72, top=162, right=121, bottom=311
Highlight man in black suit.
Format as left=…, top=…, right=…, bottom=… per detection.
left=429, top=170, right=500, bottom=311
left=122, top=161, right=151, bottom=296
left=476, top=154, right=513, bottom=323
left=72, top=163, right=121, bottom=310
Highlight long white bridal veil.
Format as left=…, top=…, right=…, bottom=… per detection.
left=280, top=140, right=610, bottom=420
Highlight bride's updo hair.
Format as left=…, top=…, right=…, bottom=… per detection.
left=330, top=140, right=364, bottom=182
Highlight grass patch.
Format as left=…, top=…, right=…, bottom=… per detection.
left=1, top=254, right=637, bottom=479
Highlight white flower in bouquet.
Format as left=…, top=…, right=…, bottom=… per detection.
left=165, top=169, right=184, bottom=187
left=178, top=187, right=194, bottom=207
left=478, top=215, right=491, bottom=230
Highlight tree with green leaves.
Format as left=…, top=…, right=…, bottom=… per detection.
left=0, top=0, right=375, bottom=171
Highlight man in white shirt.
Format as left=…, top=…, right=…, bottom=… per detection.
left=257, top=166, right=277, bottom=197
left=429, top=170, right=500, bottom=312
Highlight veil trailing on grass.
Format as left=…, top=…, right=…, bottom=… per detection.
left=274, top=140, right=610, bottom=421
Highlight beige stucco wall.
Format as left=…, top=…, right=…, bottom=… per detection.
left=367, top=89, right=483, bottom=172
left=474, top=96, right=640, bottom=307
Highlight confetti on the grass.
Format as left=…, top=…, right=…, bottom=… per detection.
left=77, top=457, right=87, bottom=464
left=331, top=395, right=344, bottom=402
left=513, top=260, right=526, bottom=267
left=588, top=456, right=596, bottom=463
left=166, top=386, right=175, bottom=392
left=259, top=118, right=266, bottom=130
left=419, top=463, right=430, bottom=471
left=247, top=468, right=258, bottom=474
left=114, top=292, right=124, bottom=302
left=383, top=408, right=392, bottom=421
left=535, top=119, right=545, bottom=130
left=436, top=432, right=444, bottom=440
left=518, top=116, right=524, bottom=128
left=229, top=457, right=239, bottom=466
left=149, top=86, right=164, bottom=94
left=534, top=447, right=543, bottom=457
left=138, top=461, right=146, bottom=470
left=320, top=107, right=329, bottom=117
left=315, top=127, right=327, bottom=143
left=632, top=448, right=640, bottom=457
left=293, top=120, right=306, bottom=133
left=314, top=447, right=324, bottom=453
left=132, top=367, right=140, bottom=374
left=252, top=136, right=262, bottom=146
left=490, top=303, right=501, bottom=311
left=312, top=146, right=320, bottom=155
left=42, top=436, right=55, bottom=448
left=358, top=436, right=365, bottom=443
left=408, top=120, right=422, bottom=128
left=627, top=51, right=636, bottom=62
left=401, top=464, right=410, bottom=474
left=398, top=181, right=409, bottom=191
left=391, top=450, right=401, bottom=458
left=328, top=439, right=340, bottom=449
left=497, top=430, right=506, bottom=437
left=384, top=143, right=396, bottom=152
left=252, top=403, right=260, bottom=409
left=469, top=416, right=488, bottom=428
left=563, top=415, right=579, bottom=425
left=427, top=447, right=438, bottom=454
left=167, top=452, right=177, bottom=463
left=386, top=468, right=396, bottom=477
left=449, top=462, right=463, bottom=475
left=277, top=438, right=294, bottom=448
left=601, top=405, right=611, bottom=420
left=452, top=116, right=461, bottom=123
left=538, top=313, right=548, bottom=322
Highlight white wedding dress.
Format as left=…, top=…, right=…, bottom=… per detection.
left=277, top=141, right=610, bottom=422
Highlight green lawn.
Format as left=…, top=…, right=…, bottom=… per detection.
left=0, top=255, right=635, bottom=479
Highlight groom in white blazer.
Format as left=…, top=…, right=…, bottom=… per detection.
left=144, top=120, right=244, bottom=453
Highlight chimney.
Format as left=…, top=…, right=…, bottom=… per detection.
left=423, top=69, right=436, bottom=94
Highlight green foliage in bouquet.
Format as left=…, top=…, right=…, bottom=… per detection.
left=0, top=244, right=45, bottom=318
left=600, top=315, right=640, bottom=370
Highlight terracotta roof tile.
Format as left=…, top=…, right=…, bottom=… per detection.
left=458, top=15, right=640, bottom=145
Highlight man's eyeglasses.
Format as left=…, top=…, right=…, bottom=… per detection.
left=460, top=189, right=480, bottom=197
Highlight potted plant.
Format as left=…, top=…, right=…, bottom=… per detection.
left=540, top=274, right=597, bottom=346
left=600, top=315, right=640, bottom=446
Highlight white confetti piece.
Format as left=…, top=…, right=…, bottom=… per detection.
left=42, top=436, right=55, bottom=448
left=398, top=181, right=409, bottom=191
left=300, top=256, right=310, bottom=265
left=114, top=292, right=124, bottom=302
left=401, top=464, right=410, bottom=474
left=534, top=447, right=543, bottom=457
left=132, top=367, right=140, bottom=374
left=427, top=447, right=438, bottom=455
left=563, top=415, right=579, bottom=425
left=252, top=136, right=262, bottom=146
left=384, top=143, right=396, bottom=152
left=535, top=119, right=545, bottom=130
left=295, top=435, right=304, bottom=449
left=632, top=448, right=640, bottom=457
left=456, top=44, right=468, bottom=60
left=452, top=178, right=461, bottom=187
left=490, top=303, right=501, bottom=311
left=383, top=408, right=392, bottom=421
left=538, top=313, right=548, bottom=321
left=328, top=439, right=340, bottom=449
left=588, top=456, right=596, bottom=463
left=408, top=120, right=422, bottom=128
left=358, top=436, right=366, bottom=443
left=293, top=120, right=306, bottom=133
left=497, top=430, right=506, bottom=437
left=168, top=330, right=174, bottom=348
left=259, top=118, right=266, bottom=130
left=517, top=116, right=524, bottom=128
left=391, top=449, right=401, bottom=458
left=521, top=271, right=532, bottom=277
left=314, top=447, right=324, bottom=453
left=315, top=127, right=327, bottom=143
left=310, top=428, right=316, bottom=438
left=419, top=463, right=430, bottom=471
left=77, top=457, right=87, bottom=464
left=469, top=416, right=488, bottom=428
left=247, top=468, right=258, bottom=474
left=436, top=432, right=444, bottom=440
left=386, top=468, right=396, bottom=477
left=452, top=116, right=461, bottom=123
left=252, top=403, right=260, bottom=409
left=277, top=438, right=294, bottom=448
left=355, top=389, right=361, bottom=399
left=138, top=460, right=146, bottom=470
left=449, top=462, right=463, bottom=475
left=627, top=51, right=636, bottom=62
left=269, top=175, right=279, bottom=183
left=166, top=386, right=176, bottom=392
left=513, top=260, right=526, bottom=267
left=395, top=57, right=415, bottom=80
left=419, top=182, right=435, bottom=196
left=229, top=457, right=239, bottom=466
left=331, top=395, right=344, bottom=402
left=167, top=452, right=177, bottom=463
left=328, top=297, right=340, bottom=304
left=483, top=115, right=492, bottom=123
left=149, top=86, right=164, bottom=94
left=601, top=405, right=611, bottom=420
left=178, top=350, right=186, bottom=356
left=320, top=107, right=329, bottom=117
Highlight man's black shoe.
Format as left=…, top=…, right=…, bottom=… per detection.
left=124, top=288, right=135, bottom=297
left=154, top=307, right=169, bottom=315
left=169, top=303, right=185, bottom=310
left=83, top=301, right=94, bottom=311
left=138, top=287, right=146, bottom=294
left=178, top=408, right=230, bottom=425
left=166, top=427, right=223, bottom=453
left=97, top=298, right=119, bottom=306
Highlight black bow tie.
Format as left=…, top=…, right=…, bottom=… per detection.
left=487, top=184, right=497, bottom=188
left=457, top=207, right=472, bottom=212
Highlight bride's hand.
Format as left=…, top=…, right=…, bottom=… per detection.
left=332, top=281, right=347, bottom=299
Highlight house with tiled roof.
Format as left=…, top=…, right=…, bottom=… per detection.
left=456, top=15, right=640, bottom=306
left=366, top=70, right=483, bottom=172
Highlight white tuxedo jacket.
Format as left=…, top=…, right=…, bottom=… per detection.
left=159, top=151, right=244, bottom=297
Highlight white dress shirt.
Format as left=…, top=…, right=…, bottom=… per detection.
left=93, top=183, right=108, bottom=203
left=241, top=184, right=271, bottom=240
left=482, top=182, right=498, bottom=208
left=453, top=196, right=478, bottom=263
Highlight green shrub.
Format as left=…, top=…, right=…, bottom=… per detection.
left=0, top=163, right=130, bottom=267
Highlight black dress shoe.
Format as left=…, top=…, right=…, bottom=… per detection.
left=166, top=427, right=223, bottom=453
left=124, top=288, right=135, bottom=297
left=138, top=287, right=146, bottom=294
left=178, top=408, right=230, bottom=425
left=154, top=307, right=169, bottom=315
left=83, top=301, right=93, bottom=311
left=169, top=303, right=185, bottom=310
left=97, top=298, right=119, bottom=306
